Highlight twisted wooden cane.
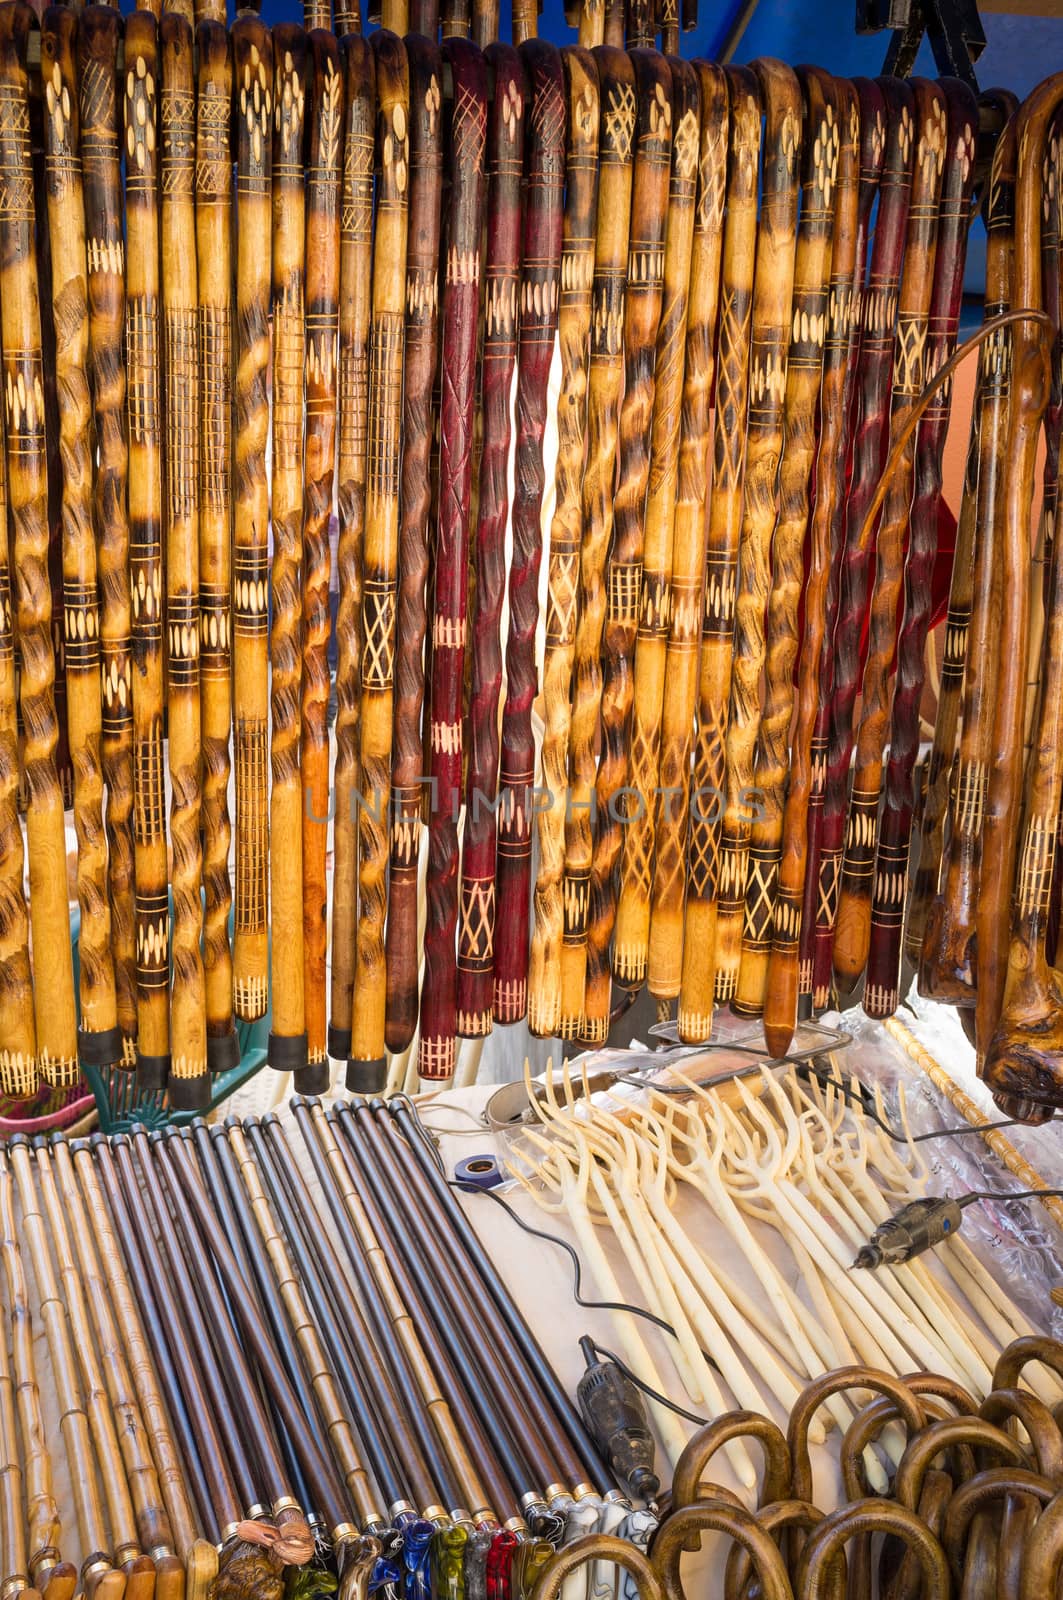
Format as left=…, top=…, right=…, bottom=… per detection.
left=456, top=42, right=523, bottom=1038
left=761, top=77, right=861, bottom=1056
left=161, top=11, right=210, bottom=1108
left=864, top=79, right=978, bottom=1019
left=0, top=3, right=77, bottom=1090
left=579, top=48, right=672, bottom=1042
left=418, top=36, right=486, bottom=1079
left=301, top=29, right=343, bottom=1087
left=647, top=61, right=729, bottom=1001
left=491, top=38, right=564, bottom=1030
left=328, top=33, right=375, bottom=1058
left=79, top=3, right=136, bottom=1051
left=677, top=67, right=761, bottom=1043
left=711, top=58, right=802, bottom=1008
left=195, top=18, right=238, bottom=1074
left=558, top=45, right=636, bottom=1041
left=734, top=66, right=840, bottom=1020
left=348, top=30, right=410, bottom=1088
left=527, top=46, right=599, bottom=1039
left=811, top=75, right=916, bottom=1011
left=267, top=23, right=310, bottom=1080
left=611, top=57, right=700, bottom=997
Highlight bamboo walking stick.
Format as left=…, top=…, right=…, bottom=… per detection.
left=268, top=22, right=310, bottom=1080
left=527, top=45, right=599, bottom=1038
left=761, top=77, right=861, bottom=1055
left=735, top=67, right=839, bottom=1022
left=231, top=7, right=272, bottom=1026
left=329, top=33, right=375, bottom=1059
left=306, top=0, right=332, bottom=27
left=161, top=10, right=209, bottom=1108
left=492, top=38, right=564, bottom=1030
left=647, top=61, right=728, bottom=1001
left=302, top=28, right=343, bottom=1086
left=456, top=42, right=523, bottom=1039
left=580, top=48, right=672, bottom=1040
left=711, top=58, right=802, bottom=1008
left=383, top=33, right=442, bottom=1055
left=349, top=29, right=410, bottom=1089
left=472, top=0, right=500, bottom=47
left=78, top=3, right=136, bottom=1053
left=195, top=18, right=238, bottom=1076
left=0, top=1220, right=28, bottom=1597
left=419, top=36, right=487, bottom=1077
left=0, top=1, right=77, bottom=1088
left=865, top=80, right=978, bottom=1019
left=677, top=67, right=761, bottom=1043
left=611, top=58, right=699, bottom=998
left=559, top=45, right=636, bottom=1041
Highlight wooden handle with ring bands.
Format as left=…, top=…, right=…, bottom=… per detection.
left=491, top=38, right=564, bottom=1031
left=527, top=45, right=599, bottom=1038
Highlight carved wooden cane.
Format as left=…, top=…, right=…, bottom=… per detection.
left=798, top=76, right=886, bottom=1009
left=335, top=0, right=362, bottom=36
left=348, top=30, right=409, bottom=1090
left=832, top=79, right=948, bottom=998
left=79, top=3, right=136, bottom=1052
left=611, top=57, right=699, bottom=998
left=409, top=1, right=439, bottom=37
left=267, top=23, right=309, bottom=1080
left=864, top=80, right=978, bottom=1020
left=441, top=0, right=470, bottom=37
left=811, top=76, right=916, bottom=1012
left=0, top=3, right=77, bottom=1087
left=492, top=39, right=564, bottom=1031
left=527, top=46, right=599, bottom=1039
left=418, top=36, right=486, bottom=1079
left=381, top=34, right=440, bottom=1056
left=196, top=17, right=239, bottom=1074
left=232, top=10, right=272, bottom=1025
left=626, top=0, right=654, bottom=47
left=734, top=67, right=840, bottom=1022
left=677, top=68, right=761, bottom=1044
left=511, top=0, right=536, bottom=44
left=711, top=58, right=802, bottom=1009
left=161, top=11, right=210, bottom=1108
left=328, top=33, right=375, bottom=1059
left=760, top=76, right=861, bottom=1056
left=558, top=45, right=636, bottom=1041
left=301, top=29, right=343, bottom=1088
left=919, top=116, right=1017, bottom=1008
left=646, top=61, right=728, bottom=1002
left=40, top=5, right=122, bottom=1075
left=455, top=42, right=523, bottom=1039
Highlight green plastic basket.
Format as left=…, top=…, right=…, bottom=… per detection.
left=69, top=903, right=269, bottom=1134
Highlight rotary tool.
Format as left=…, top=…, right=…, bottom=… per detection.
left=853, top=1185, right=1063, bottom=1269
left=576, top=1336, right=660, bottom=1507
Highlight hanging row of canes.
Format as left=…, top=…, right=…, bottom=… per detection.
left=1, top=0, right=1062, bottom=1111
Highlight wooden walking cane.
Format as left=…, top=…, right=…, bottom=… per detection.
left=348, top=29, right=410, bottom=1089
left=78, top=3, right=136, bottom=1053
left=0, top=1, right=77, bottom=1088
left=677, top=67, right=761, bottom=1044
left=760, top=77, right=861, bottom=1055
left=268, top=22, right=310, bottom=1080
left=382, top=33, right=440, bottom=1055
left=456, top=42, right=523, bottom=1039
left=865, top=80, right=978, bottom=1020
left=418, top=35, right=487, bottom=1078
left=647, top=61, right=728, bottom=1002
left=195, top=18, right=238, bottom=1075
left=329, top=33, right=375, bottom=1059
left=231, top=5, right=272, bottom=1026
left=301, top=28, right=343, bottom=1087
left=580, top=47, right=672, bottom=1042
left=123, top=9, right=170, bottom=1087
left=527, top=46, right=599, bottom=1038
left=710, top=58, right=802, bottom=1009
left=832, top=79, right=949, bottom=999
left=811, top=76, right=916, bottom=1011
left=611, top=58, right=699, bottom=999
left=492, top=38, right=564, bottom=1031
left=161, top=11, right=209, bottom=1109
